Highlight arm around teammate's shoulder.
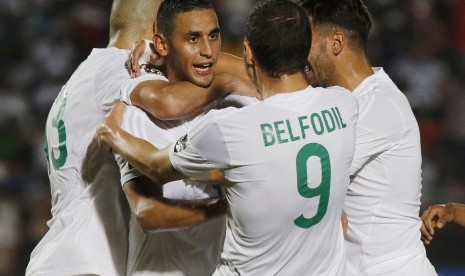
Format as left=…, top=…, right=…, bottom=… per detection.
left=129, top=73, right=258, bottom=120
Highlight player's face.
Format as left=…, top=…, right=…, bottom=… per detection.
left=308, top=26, right=336, bottom=87
left=167, top=9, right=221, bottom=88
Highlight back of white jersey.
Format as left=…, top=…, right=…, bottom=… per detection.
left=170, top=86, right=358, bottom=275
left=27, top=48, right=161, bottom=276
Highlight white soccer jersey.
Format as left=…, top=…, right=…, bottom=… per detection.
left=117, top=94, right=257, bottom=276
left=170, top=86, right=358, bottom=275
left=344, top=68, right=437, bottom=276
left=26, top=48, right=164, bottom=276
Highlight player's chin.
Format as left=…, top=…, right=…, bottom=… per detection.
left=192, top=75, right=214, bottom=88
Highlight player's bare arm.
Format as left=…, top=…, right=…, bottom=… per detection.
left=123, top=176, right=226, bottom=232
left=421, top=203, right=465, bottom=245
left=129, top=72, right=256, bottom=120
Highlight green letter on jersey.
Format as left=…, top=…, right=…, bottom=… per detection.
left=45, top=86, right=69, bottom=170
left=294, top=143, right=331, bottom=229
left=261, top=123, right=275, bottom=147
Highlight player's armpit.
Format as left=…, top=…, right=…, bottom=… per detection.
left=124, top=176, right=227, bottom=232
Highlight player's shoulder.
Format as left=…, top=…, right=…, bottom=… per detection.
left=75, top=48, right=130, bottom=81
left=312, top=85, right=357, bottom=109
left=88, top=47, right=130, bottom=59
left=188, top=107, right=239, bottom=135
left=357, top=69, right=412, bottom=114
left=84, top=48, right=129, bottom=67
left=311, top=85, right=354, bottom=100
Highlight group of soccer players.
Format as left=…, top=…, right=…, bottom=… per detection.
left=26, top=0, right=459, bottom=275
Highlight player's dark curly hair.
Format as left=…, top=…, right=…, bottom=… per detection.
left=245, top=0, right=311, bottom=78
left=299, top=0, right=372, bottom=53
left=157, top=0, right=214, bottom=37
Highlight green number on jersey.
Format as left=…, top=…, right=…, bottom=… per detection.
left=45, top=86, right=69, bottom=171
left=294, top=143, right=331, bottom=229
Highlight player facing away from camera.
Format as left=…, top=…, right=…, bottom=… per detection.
left=26, top=0, right=252, bottom=275
left=97, top=0, right=358, bottom=275
left=301, top=0, right=437, bottom=275
left=115, top=0, right=258, bottom=275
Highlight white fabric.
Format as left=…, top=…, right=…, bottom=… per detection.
left=117, top=95, right=257, bottom=276
left=344, top=68, right=437, bottom=276
left=170, top=86, right=358, bottom=275
left=26, top=47, right=163, bottom=276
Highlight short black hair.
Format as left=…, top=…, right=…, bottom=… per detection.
left=244, top=0, right=311, bottom=78
left=300, top=0, right=371, bottom=52
left=157, top=0, right=214, bottom=37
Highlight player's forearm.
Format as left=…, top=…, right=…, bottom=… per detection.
left=130, top=80, right=227, bottom=120
left=109, top=128, right=173, bottom=184
left=133, top=196, right=227, bottom=232
left=216, top=52, right=248, bottom=79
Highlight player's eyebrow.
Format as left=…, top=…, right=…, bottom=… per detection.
left=186, top=27, right=220, bottom=37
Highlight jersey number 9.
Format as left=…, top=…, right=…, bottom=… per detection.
left=294, top=143, right=331, bottom=229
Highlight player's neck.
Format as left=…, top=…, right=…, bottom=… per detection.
left=257, top=70, right=309, bottom=99
left=336, top=51, right=374, bottom=91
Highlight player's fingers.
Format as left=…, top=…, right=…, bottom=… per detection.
left=421, top=236, right=431, bottom=246
left=420, top=222, right=433, bottom=241
left=423, top=208, right=442, bottom=235
left=422, top=216, right=436, bottom=236
left=437, top=218, right=447, bottom=229
left=125, top=53, right=135, bottom=77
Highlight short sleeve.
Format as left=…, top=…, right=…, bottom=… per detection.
left=169, top=111, right=231, bottom=180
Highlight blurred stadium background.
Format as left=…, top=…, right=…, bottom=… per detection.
left=0, top=0, right=464, bottom=275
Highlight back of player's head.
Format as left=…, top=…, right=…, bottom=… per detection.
left=245, top=0, right=311, bottom=78
left=157, top=0, right=214, bottom=37
left=109, top=0, right=158, bottom=38
left=300, top=0, right=372, bottom=52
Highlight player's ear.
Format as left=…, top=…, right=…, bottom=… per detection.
left=243, top=41, right=254, bottom=66
left=331, top=31, right=344, bottom=55
left=153, top=33, right=169, bottom=57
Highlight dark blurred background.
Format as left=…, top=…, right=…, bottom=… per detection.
left=0, top=0, right=464, bottom=275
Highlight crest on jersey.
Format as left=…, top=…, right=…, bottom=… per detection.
left=174, top=134, right=188, bottom=153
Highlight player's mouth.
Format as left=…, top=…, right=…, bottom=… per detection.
left=193, top=63, right=213, bottom=75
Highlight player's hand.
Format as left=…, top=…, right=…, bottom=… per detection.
left=96, top=102, right=127, bottom=149
left=126, top=40, right=161, bottom=78
left=420, top=204, right=454, bottom=245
